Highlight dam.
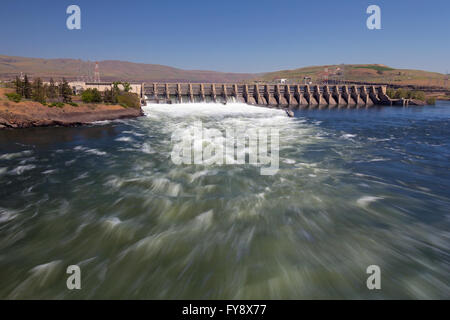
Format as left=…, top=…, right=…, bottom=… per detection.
left=144, top=83, right=404, bottom=107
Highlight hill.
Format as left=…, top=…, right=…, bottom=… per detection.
left=258, top=64, right=448, bottom=88
left=0, top=56, right=448, bottom=89
left=0, top=55, right=256, bottom=83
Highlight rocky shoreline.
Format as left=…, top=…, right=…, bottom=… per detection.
left=0, top=98, right=143, bottom=129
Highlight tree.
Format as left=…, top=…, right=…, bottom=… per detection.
left=59, top=78, right=72, bottom=103
left=122, top=82, right=131, bottom=92
left=103, top=88, right=116, bottom=104
left=47, top=78, right=58, bottom=99
left=14, top=76, right=23, bottom=96
left=23, top=74, right=32, bottom=99
left=81, top=88, right=102, bottom=103
left=32, top=77, right=46, bottom=104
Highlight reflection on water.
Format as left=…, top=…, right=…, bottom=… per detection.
left=0, top=102, right=449, bottom=299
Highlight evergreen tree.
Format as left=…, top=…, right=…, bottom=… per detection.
left=32, top=77, right=46, bottom=104
left=15, top=76, right=23, bottom=96
left=59, top=78, right=72, bottom=103
left=23, top=75, right=32, bottom=99
left=47, top=78, right=58, bottom=99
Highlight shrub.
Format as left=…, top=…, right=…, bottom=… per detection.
left=426, top=97, right=436, bottom=105
left=68, top=102, right=78, bottom=107
left=394, top=88, right=408, bottom=99
left=409, top=91, right=426, bottom=101
left=386, top=88, right=396, bottom=99
left=5, top=92, right=22, bottom=103
left=117, top=92, right=140, bottom=109
left=81, top=88, right=102, bottom=103
left=49, top=102, right=65, bottom=108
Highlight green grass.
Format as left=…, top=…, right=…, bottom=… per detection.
left=353, top=65, right=395, bottom=72
left=49, top=102, right=65, bottom=108
left=5, top=92, right=21, bottom=103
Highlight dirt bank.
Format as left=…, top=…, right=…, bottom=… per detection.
left=0, top=88, right=143, bottom=129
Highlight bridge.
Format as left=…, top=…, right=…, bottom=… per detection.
left=144, top=83, right=404, bottom=107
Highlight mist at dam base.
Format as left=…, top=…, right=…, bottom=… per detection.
left=0, top=100, right=449, bottom=299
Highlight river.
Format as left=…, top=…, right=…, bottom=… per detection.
left=0, top=101, right=449, bottom=299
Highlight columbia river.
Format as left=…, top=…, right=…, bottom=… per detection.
left=0, top=101, right=449, bottom=299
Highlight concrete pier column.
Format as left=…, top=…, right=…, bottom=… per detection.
left=360, top=86, right=369, bottom=105
left=244, top=84, right=256, bottom=104
left=233, top=84, right=238, bottom=99
left=378, top=86, right=391, bottom=104
left=275, top=84, right=288, bottom=107
left=223, top=84, right=228, bottom=101
left=265, top=85, right=276, bottom=105
left=305, top=85, right=312, bottom=105
left=243, top=84, right=249, bottom=103
left=351, top=85, right=361, bottom=105
left=369, top=86, right=379, bottom=104
left=323, top=86, right=331, bottom=105
left=342, top=85, right=350, bottom=104
left=274, top=84, right=281, bottom=105
left=284, top=85, right=296, bottom=106
left=165, top=83, right=170, bottom=100
left=153, top=83, right=158, bottom=100
left=332, top=85, right=341, bottom=105
left=235, top=84, right=245, bottom=103
left=188, top=84, right=194, bottom=102
left=254, top=84, right=262, bottom=104
left=314, top=85, right=323, bottom=105
left=200, top=83, right=205, bottom=102
left=177, top=83, right=182, bottom=103
left=294, top=84, right=304, bottom=105
left=211, top=84, right=217, bottom=102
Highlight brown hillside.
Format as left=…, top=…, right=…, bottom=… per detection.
left=0, top=55, right=256, bottom=83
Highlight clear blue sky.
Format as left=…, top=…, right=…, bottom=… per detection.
left=1, top=0, right=448, bottom=73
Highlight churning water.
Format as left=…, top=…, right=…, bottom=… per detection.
left=0, top=101, right=449, bottom=299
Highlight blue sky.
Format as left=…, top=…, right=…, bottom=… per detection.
left=1, top=0, right=449, bottom=73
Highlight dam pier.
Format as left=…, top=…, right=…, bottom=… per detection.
left=144, top=83, right=408, bottom=107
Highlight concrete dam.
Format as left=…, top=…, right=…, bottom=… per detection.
left=144, top=83, right=399, bottom=107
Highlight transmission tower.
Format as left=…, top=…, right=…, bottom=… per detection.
left=94, top=62, right=101, bottom=83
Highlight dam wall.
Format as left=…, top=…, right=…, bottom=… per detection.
left=144, top=83, right=395, bottom=107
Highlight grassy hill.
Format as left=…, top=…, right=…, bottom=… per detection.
left=0, top=56, right=447, bottom=89
left=258, top=64, right=448, bottom=88
left=0, top=55, right=256, bottom=83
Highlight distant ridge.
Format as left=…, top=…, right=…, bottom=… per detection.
left=0, top=55, right=447, bottom=88
left=0, top=55, right=256, bottom=83
left=257, top=64, right=448, bottom=87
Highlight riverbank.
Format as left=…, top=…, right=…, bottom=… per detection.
left=0, top=89, right=143, bottom=129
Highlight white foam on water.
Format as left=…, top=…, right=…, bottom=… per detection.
left=0, top=208, right=18, bottom=223
left=116, top=136, right=133, bottom=142
left=9, top=165, right=36, bottom=175
left=143, top=102, right=285, bottom=118
left=0, top=150, right=33, bottom=160
left=74, top=146, right=107, bottom=156
left=356, top=196, right=384, bottom=207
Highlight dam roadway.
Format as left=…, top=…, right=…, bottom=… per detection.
left=143, top=83, right=407, bottom=107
